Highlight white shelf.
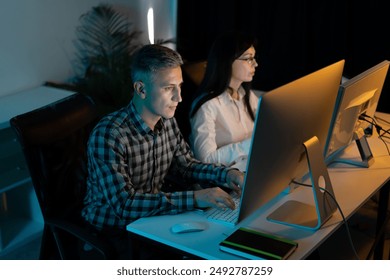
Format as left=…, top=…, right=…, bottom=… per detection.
left=0, top=181, right=44, bottom=252
left=0, top=86, right=75, bottom=129
left=0, top=86, right=74, bottom=256
left=0, top=216, right=43, bottom=255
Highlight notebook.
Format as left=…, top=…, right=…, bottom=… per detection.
left=219, top=227, right=298, bottom=260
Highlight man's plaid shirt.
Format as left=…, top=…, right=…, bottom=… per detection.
left=82, top=101, right=231, bottom=229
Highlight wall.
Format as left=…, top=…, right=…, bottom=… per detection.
left=177, top=0, right=390, bottom=112
left=0, top=0, right=177, bottom=98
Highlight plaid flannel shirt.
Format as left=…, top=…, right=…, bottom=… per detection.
left=82, top=101, right=230, bottom=229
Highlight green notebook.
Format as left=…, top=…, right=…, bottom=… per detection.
left=219, top=227, right=298, bottom=260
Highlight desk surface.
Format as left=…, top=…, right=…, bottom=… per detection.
left=127, top=112, right=390, bottom=260
left=0, top=86, right=75, bottom=129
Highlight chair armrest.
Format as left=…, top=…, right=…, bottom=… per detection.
left=46, top=218, right=116, bottom=259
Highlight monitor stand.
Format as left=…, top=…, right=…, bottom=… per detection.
left=339, top=128, right=374, bottom=168
left=267, top=136, right=337, bottom=231
left=325, top=128, right=375, bottom=168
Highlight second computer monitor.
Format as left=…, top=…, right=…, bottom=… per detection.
left=238, top=60, right=345, bottom=230
left=325, top=60, right=389, bottom=166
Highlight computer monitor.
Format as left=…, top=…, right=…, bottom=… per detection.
left=237, top=60, right=345, bottom=231
left=325, top=60, right=389, bottom=167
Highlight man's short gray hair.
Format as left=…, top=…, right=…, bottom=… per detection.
left=131, top=44, right=183, bottom=82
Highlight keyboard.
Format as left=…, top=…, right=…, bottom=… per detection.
left=202, top=193, right=240, bottom=227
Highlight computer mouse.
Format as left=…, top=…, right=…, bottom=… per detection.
left=170, top=221, right=207, bottom=234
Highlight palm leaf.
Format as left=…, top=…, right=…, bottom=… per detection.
left=73, top=4, right=141, bottom=114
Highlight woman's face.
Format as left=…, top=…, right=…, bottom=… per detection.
left=231, top=46, right=258, bottom=87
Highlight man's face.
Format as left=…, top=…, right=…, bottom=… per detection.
left=143, top=66, right=183, bottom=120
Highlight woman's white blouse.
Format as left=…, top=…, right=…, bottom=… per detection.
left=189, top=88, right=258, bottom=166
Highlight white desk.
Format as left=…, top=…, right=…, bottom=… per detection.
left=127, top=112, right=390, bottom=260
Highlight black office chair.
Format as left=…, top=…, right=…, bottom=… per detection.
left=10, top=93, right=115, bottom=259
left=176, top=60, right=207, bottom=142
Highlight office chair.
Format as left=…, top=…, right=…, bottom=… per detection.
left=10, top=93, right=115, bottom=259
left=176, top=60, right=207, bottom=142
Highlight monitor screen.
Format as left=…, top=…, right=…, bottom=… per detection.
left=238, top=60, right=345, bottom=230
left=325, top=60, right=389, bottom=166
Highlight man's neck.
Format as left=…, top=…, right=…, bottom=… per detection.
left=133, top=99, right=160, bottom=130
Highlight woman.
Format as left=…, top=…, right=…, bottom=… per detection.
left=189, top=31, right=259, bottom=170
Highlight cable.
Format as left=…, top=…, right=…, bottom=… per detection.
left=360, top=113, right=389, bottom=136
left=374, top=114, right=390, bottom=126
left=373, top=114, right=390, bottom=138
left=378, top=136, right=390, bottom=155
left=380, top=128, right=390, bottom=138
left=292, top=180, right=360, bottom=260
left=359, top=113, right=390, bottom=155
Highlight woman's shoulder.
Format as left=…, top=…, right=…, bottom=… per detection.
left=197, top=92, right=226, bottom=109
left=251, top=89, right=265, bottom=99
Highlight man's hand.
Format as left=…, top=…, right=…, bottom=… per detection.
left=225, top=169, right=244, bottom=195
left=193, top=170, right=244, bottom=210
left=194, top=187, right=236, bottom=210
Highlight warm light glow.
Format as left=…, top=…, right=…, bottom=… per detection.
left=147, top=8, right=154, bottom=44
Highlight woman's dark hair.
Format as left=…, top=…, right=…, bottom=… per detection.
left=189, top=30, right=257, bottom=120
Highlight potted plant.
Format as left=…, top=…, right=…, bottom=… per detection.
left=72, top=4, right=141, bottom=115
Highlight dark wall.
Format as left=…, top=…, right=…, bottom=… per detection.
left=177, top=0, right=390, bottom=112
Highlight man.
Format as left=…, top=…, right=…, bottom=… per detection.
left=82, top=44, right=244, bottom=259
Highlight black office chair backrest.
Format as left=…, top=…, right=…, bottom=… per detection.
left=10, top=93, right=97, bottom=221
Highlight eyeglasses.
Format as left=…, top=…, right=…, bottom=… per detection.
left=236, top=57, right=257, bottom=66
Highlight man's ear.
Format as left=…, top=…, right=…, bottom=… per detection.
left=134, top=81, right=146, bottom=98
